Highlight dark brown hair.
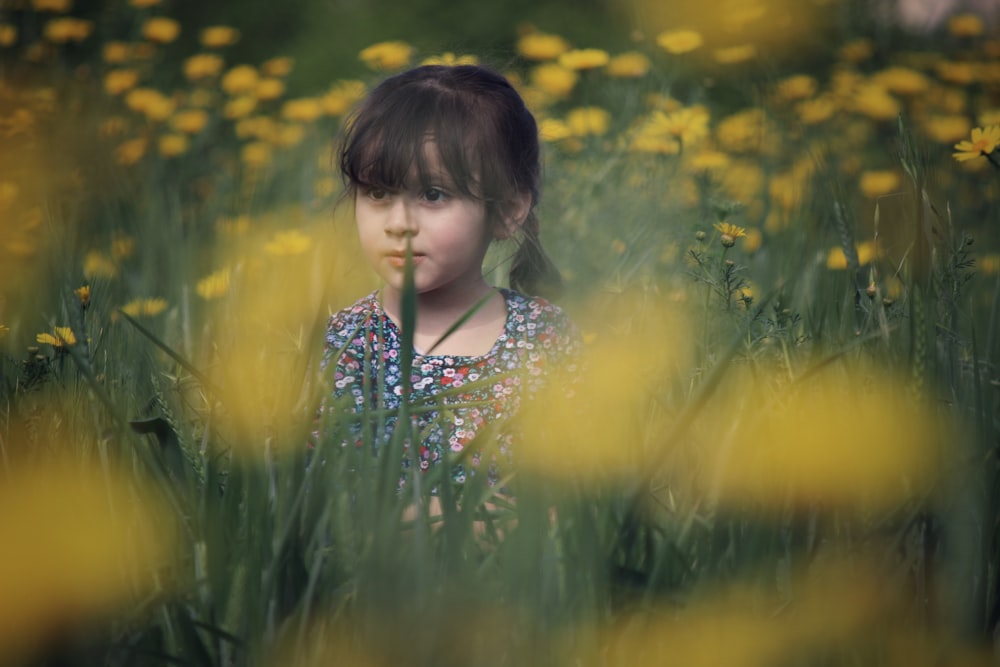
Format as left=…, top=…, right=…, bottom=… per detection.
left=338, top=64, right=562, bottom=298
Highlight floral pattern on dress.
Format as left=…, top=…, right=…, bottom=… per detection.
left=321, top=289, right=581, bottom=487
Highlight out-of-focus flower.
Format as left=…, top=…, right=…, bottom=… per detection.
left=241, top=142, right=272, bottom=168
left=851, top=83, right=900, bottom=121
left=688, top=150, right=730, bottom=171
left=558, top=48, right=610, bottom=70
left=0, top=24, right=18, bottom=47
left=873, top=66, right=930, bottom=96
left=235, top=116, right=277, bottom=141
left=538, top=118, right=573, bottom=142
left=0, top=324, right=9, bottom=340
left=158, top=133, right=188, bottom=157
left=36, top=326, right=76, bottom=347
left=321, top=80, right=366, bottom=116
left=170, top=108, right=208, bottom=134
left=196, top=267, right=231, bottom=300
left=566, top=106, right=611, bottom=136
left=796, top=96, right=836, bottom=125
left=102, top=41, right=131, bottom=63
left=953, top=125, right=1000, bottom=161
left=605, top=51, right=650, bottom=78
left=184, top=53, right=224, bottom=80
left=43, top=18, right=93, bottom=43
left=111, top=235, right=135, bottom=261
left=922, top=114, right=970, bottom=143
left=273, top=123, right=305, bottom=148
left=421, top=52, right=478, bottom=66
left=84, top=250, right=118, bottom=278
left=281, top=97, right=323, bottom=123
left=530, top=63, right=578, bottom=97
left=265, top=229, right=312, bottom=256
left=516, top=32, right=570, bottom=61
left=221, top=65, right=259, bottom=95
left=125, top=87, right=175, bottom=121
left=223, top=95, right=257, bottom=119
left=775, top=74, right=817, bottom=101
left=742, top=227, right=762, bottom=253
left=359, top=41, right=413, bottom=71
left=121, top=297, right=167, bottom=317
left=200, top=25, right=240, bottom=48
left=129, top=0, right=162, bottom=7
left=32, top=0, right=72, bottom=11
left=713, top=44, right=757, bottom=64
left=936, top=61, right=976, bottom=85
left=254, top=78, right=285, bottom=100
left=649, top=106, right=710, bottom=146
left=948, top=12, right=984, bottom=37
left=826, top=240, right=879, bottom=269
left=716, top=107, right=770, bottom=152
left=217, top=215, right=250, bottom=237
left=115, top=137, right=147, bottom=166
left=859, top=170, right=900, bottom=198
left=838, top=38, right=873, bottom=63
left=74, top=285, right=90, bottom=307
left=261, top=56, right=294, bottom=77
left=103, top=69, right=140, bottom=96
left=141, top=17, right=180, bottom=44
left=656, top=29, right=703, bottom=54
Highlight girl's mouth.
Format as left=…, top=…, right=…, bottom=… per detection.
left=386, top=254, right=424, bottom=268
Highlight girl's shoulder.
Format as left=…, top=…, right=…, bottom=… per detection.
left=325, top=291, right=380, bottom=349
left=500, top=288, right=582, bottom=350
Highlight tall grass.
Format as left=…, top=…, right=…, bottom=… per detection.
left=1, top=0, right=999, bottom=664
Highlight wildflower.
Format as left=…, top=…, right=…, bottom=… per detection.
left=0, top=24, right=18, bottom=47
left=183, top=53, right=224, bottom=80
left=101, top=41, right=129, bottom=63
left=196, top=267, right=231, bottom=300
left=838, top=38, right=873, bottom=63
left=241, top=142, right=272, bottom=168
left=980, top=109, right=1000, bottom=127
left=103, top=69, right=140, bottom=96
left=873, top=66, right=929, bottom=96
left=516, top=32, right=570, bottom=61
left=713, top=44, right=757, bottom=65
left=948, top=12, right=984, bottom=37
left=261, top=56, right=294, bottom=76
left=158, top=133, right=188, bottom=157
left=359, top=41, right=413, bottom=71
left=223, top=96, right=256, bottom=119
left=716, top=108, right=770, bottom=152
left=43, top=18, right=93, bottom=42
left=714, top=222, right=746, bottom=248
left=826, top=241, right=878, bottom=269
left=923, top=114, right=970, bottom=143
left=235, top=116, right=277, bottom=141
left=254, top=78, right=285, bottom=101
left=796, top=96, right=836, bottom=125
left=688, top=150, right=730, bottom=171
left=32, top=0, right=72, bottom=11
left=321, top=80, right=366, bottom=116
left=125, top=87, right=175, bottom=121
left=265, top=229, right=312, bottom=256
left=775, top=74, right=817, bottom=102
left=953, top=125, right=1000, bottom=161
left=115, top=137, right=147, bottom=166
left=36, top=326, right=76, bottom=347
left=141, top=17, right=180, bottom=44
left=743, top=227, right=762, bottom=253
left=605, top=51, right=650, bottom=78
left=273, top=123, right=305, bottom=148
left=84, top=250, right=118, bottom=278
left=558, top=48, right=610, bottom=70
left=530, top=63, right=578, bottom=97
left=420, top=52, right=477, bottom=66
left=0, top=324, right=9, bottom=340
left=170, top=108, right=208, bottom=134
left=200, top=25, right=240, bottom=48
left=74, top=285, right=90, bottom=307
left=221, top=65, right=259, bottom=95
left=651, top=106, right=710, bottom=145
left=859, top=170, right=900, bottom=198
left=277, top=97, right=321, bottom=124
left=538, top=118, right=573, bottom=142
left=936, top=61, right=976, bottom=85
left=566, top=106, right=611, bottom=136
left=121, top=297, right=167, bottom=317
left=852, top=83, right=900, bottom=121
left=656, top=29, right=703, bottom=54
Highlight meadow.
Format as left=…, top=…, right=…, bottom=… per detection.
left=0, top=0, right=999, bottom=664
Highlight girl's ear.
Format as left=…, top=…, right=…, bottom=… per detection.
left=494, top=192, right=532, bottom=240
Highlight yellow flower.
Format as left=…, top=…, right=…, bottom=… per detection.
left=103, top=68, right=140, bottom=96
left=979, top=109, right=1000, bottom=126
left=775, top=74, right=817, bottom=102
left=716, top=108, right=770, bottom=152
left=121, top=297, right=167, bottom=317
left=115, top=137, right=147, bottom=166
left=32, top=0, right=72, bottom=11
left=264, top=229, right=312, bottom=256
left=196, top=267, right=231, bottom=300
left=216, top=215, right=250, bottom=237
left=36, top=326, right=76, bottom=347
left=796, top=96, right=837, bottom=125
left=713, top=44, right=757, bottom=65
left=254, top=78, right=285, bottom=100
left=199, top=25, right=240, bottom=48
left=852, top=83, right=900, bottom=121
left=953, top=125, right=1000, bottom=161
left=158, top=133, right=188, bottom=157
left=538, top=118, right=573, bottom=142
left=359, top=40, right=413, bottom=71
left=273, top=123, right=305, bottom=148
left=688, top=150, right=730, bottom=171
left=656, top=29, right=703, bottom=55
left=516, top=32, right=570, bottom=61
left=530, top=63, right=578, bottom=97
left=0, top=324, right=9, bottom=340
left=420, top=52, right=478, bottom=66
left=873, top=66, right=929, bottom=95
left=923, top=114, right=970, bottom=143
left=235, top=116, right=277, bottom=141
left=936, top=61, right=976, bottom=85
left=714, top=222, right=747, bottom=239
left=826, top=240, right=879, bottom=269
left=948, top=12, right=984, bottom=37
left=605, top=51, right=650, bottom=78
left=241, top=141, right=272, bottom=168
left=183, top=53, right=224, bottom=80
left=221, top=65, right=259, bottom=95
left=281, top=97, right=323, bottom=123
left=649, top=106, right=710, bottom=145
left=558, top=48, right=609, bottom=70
left=223, top=95, right=257, bottom=119
left=111, top=235, right=135, bottom=260
left=859, top=170, right=900, bottom=198
left=102, top=41, right=131, bottom=63
left=43, top=17, right=93, bottom=43
left=74, top=285, right=90, bottom=306
left=261, top=56, right=294, bottom=77
left=84, top=250, right=118, bottom=278
left=566, top=106, right=611, bottom=136
left=742, top=227, right=762, bottom=253
left=838, top=38, right=873, bottom=63
left=170, top=108, right=208, bottom=134
left=129, top=0, right=162, bottom=6
left=320, top=80, right=366, bottom=116
left=125, top=87, right=175, bottom=121
left=141, top=17, right=180, bottom=44
left=0, top=24, right=18, bottom=47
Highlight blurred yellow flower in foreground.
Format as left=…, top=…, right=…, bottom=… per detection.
left=859, top=170, right=901, bottom=198
left=775, top=74, right=817, bottom=101
left=706, top=367, right=941, bottom=508
left=852, top=83, right=900, bottom=121
left=84, top=250, right=118, bottom=278
left=102, top=41, right=131, bottom=63
left=170, top=108, right=208, bottom=134
left=254, top=77, right=285, bottom=100
left=200, top=25, right=240, bottom=48
left=948, top=12, right=984, bottom=37
left=359, top=40, right=413, bottom=71
left=158, top=133, right=188, bottom=157
left=222, top=65, right=259, bottom=95
left=184, top=53, right=224, bottom=80
left=873, top=66, right=930, bottom=96
left=141, top=17, right=180, bottom=44
left=104, top=68, right=140, bottom=95
left=115, top=137, right=147, bottom=166
left=36, top=326, right=76, bottom=347
left=606, top=51, right=651, bottom=78
left=321, top=80, right=366, bottom=116
left=0, top=460, right=175, bottom=659
left=265, top=229, right=313, bottom=256
left=262, top=56, right=295, bottom=77
left=196, top=267, right=231, bottom=300
left=516, top=32, right=571, bottom=61
left=656, top=29, right=703, bottom=54
left=953, top=125, right=1000, bottom=161
left=566, top=106, right=611, bottom=136
left=121, top=297, right=167, bottom=317
left=224, top=95, right=257, bottom=119
left=923, top=114, right=971, bottom=143
left=826, top=240, right=879, bottom=269
left=713, top=43, right=757, bottom=64
left=0, top=24, right=17, bottom=47
left=421, top=52, right=478, bottom=66
left=558, top=48, right=610, bottom=70
left=32, top=0, right=73, bottom=10
left=282, top=97, right=323, bottom=123
left=125, top=87, right=175, bottom=121
left=43, top=17, right=93, bottom=43
left=531, top=63, right=578, bottom=97
left=538, top=118, right=573, bottom=142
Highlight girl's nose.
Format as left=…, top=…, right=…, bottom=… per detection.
left=384, top=199, right=417, bottom=237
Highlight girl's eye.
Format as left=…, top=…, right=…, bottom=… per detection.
left=421, top=187, right=449, bottom=203
left=365, top=187, right=390, bottom=201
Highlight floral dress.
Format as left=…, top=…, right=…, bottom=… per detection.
left=321, top=289, right=581, bottom=487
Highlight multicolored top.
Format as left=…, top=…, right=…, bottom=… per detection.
left=321, top=289, right=581, bottom=488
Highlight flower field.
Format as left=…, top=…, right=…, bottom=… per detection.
left=1, top=0, right=999, bottom=664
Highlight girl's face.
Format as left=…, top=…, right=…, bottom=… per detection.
left=354, top=142, right=498, bottom=304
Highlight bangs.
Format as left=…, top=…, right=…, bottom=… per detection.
left=341, top=82, right=487, bottom=199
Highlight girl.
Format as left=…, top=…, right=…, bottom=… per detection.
left=322, top=64, right=580, bottom=489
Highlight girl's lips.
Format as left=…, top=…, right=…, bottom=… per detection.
left=386, top=254, right=424, bottom=268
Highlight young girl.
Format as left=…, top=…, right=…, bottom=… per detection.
left=322, top=64, right=580, bottom=489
